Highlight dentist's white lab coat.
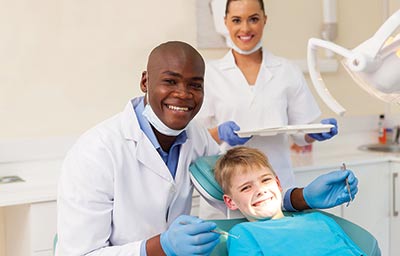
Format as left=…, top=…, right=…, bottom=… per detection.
left=56, top=97, right=220, bottom=255
left=197, top=49, right=321, bottom=190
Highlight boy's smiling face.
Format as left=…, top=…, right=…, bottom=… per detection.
left=223, top=166, right=284, bottom=222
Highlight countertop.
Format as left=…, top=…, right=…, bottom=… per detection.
left=0, top=159, right=62, bottom=207
left=292, top=131, right=400, bottom=171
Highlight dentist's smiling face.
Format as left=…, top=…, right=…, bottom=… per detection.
left=225, top=0, right=267, bottom=52
left=141, top=42, right=205, bottom=130
left=224, top=166, right=284, bottom=222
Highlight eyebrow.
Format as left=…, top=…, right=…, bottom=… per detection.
left=231, top=13, right=260, bottom=19
left=236, top=173, right=274, bottom=188
left=260, top=173, right=274, bottom=179
left=162, top=70, right=204, bottom=82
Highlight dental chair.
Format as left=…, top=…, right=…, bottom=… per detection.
left=189, top=155, right=381, bottom=256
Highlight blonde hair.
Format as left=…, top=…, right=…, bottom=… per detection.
left=214, top=146, right=276, bottom=195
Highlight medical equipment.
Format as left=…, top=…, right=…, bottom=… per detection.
left=341, top=163, right=353, bottom=207
left=189, top=155, right=381, bottom=256
left=235, top=123, right=334, bottom=138
left=308, top=9, right=400, bottom=116
left=211, top=227, right=240, bottom=239
left=179, top=220, right=240, bottom=239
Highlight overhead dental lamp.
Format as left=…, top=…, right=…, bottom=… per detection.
left=308, top=9, right=400, bottom=116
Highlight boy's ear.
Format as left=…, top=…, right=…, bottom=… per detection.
left=223, top=194, right=238, bottom=210
left=275, top=176, right=283, bottom=192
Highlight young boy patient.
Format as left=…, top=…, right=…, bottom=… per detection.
left=214, top=146, right=365, bottom=256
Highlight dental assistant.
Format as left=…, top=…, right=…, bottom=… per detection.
left=197, top=0, right=338, bottom=191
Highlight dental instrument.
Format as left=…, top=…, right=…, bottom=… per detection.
left=341, top=163, right=352, bottom=207
left=179, top=221, right=240, bottom=239
left=211, top=228, right=240, bottom=239
left=308, top=9, right=400, bottom=116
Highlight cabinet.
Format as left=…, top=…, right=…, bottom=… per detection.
left=294, top=161, right=392, bottom=255
left=389, top=162, right=400, bottom=256
left=3, top=201, right=57, bottom=256
left=342, top=162, right=390, bottom=256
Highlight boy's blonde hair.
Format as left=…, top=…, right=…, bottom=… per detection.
left=214, top=146, right=276, bottom=195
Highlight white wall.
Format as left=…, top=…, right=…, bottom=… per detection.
left=0, top=0, right=399, bottom=138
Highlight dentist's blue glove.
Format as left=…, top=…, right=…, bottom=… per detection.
left=303, top=170, right=358, bottom=209
left=160, top=215, right=220, bottom=256
left=218, top=121, right=251, bottom=146
left=308, top=118, right=338, bottom=141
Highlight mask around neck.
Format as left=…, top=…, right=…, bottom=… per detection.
left=142, top=101, right=186, bottom=136
left=227, top=37, right=263, bottom=55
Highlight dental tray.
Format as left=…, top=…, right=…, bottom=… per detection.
left=235, top=123, right=334, bottom=138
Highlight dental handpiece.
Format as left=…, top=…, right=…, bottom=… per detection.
left=341, top=163, right=353, bottom=207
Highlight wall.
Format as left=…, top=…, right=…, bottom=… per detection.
left=0, top=0, right=399, bottom=139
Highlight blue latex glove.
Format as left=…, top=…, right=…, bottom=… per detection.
left=218, top=121, right=251, bottom=146
left=160, top=215, right=220, bottom=256
left=303, top=170, right=358, bottom=209
left=308, top=118, right=338, bottom=141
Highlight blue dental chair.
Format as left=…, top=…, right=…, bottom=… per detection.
left=189, top=155, right=381, bottom=256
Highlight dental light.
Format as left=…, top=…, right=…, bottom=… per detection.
left=308, top=9, right=400, bottom=116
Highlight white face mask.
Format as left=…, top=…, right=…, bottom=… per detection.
left=227, top=37, right=263, bottom=55
left=142, top=103, right=186, bottom=136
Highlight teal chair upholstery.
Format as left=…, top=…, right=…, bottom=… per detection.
left=189, top=155, right=381, bottom=256
left=53, top=234, right=57, bottom=255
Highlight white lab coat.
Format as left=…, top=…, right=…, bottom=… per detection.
left=56, top=97, right=220, bottom=256
left=197, top=49, right=321, bottom=190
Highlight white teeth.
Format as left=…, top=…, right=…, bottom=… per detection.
left=240, top=35, right=252, bottom=40
left=168, top=105, right=189, bottom=111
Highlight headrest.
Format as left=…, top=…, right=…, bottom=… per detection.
left=189, top=155, right=228, bottom=213
left=189, top=155, right=245, bottom=218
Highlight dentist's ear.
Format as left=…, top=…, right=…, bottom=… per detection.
left=140, top=71, right=148, bottom=93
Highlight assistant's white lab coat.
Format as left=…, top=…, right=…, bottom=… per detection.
left=197, top=49, right=321, bottom=190
left=56, top=97, right=220, bottom=255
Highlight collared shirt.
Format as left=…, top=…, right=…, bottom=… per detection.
left=134, top=97, right=187, bottom=178
left=135, top=97, right=187, bottom=256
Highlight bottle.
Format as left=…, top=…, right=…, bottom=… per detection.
left=378, top=114, right=387, bottom=144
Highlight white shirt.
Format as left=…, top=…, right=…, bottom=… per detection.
left=197, top=49, right=321, bottom=189
left=56, top=97, right=220, bottom=255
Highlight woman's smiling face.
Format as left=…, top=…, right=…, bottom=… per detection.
left=223, top=166, right=284, bottom=222
left=224, top=0, right=267, bottom=52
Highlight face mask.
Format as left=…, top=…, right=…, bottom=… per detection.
left=227, top=37, right=263, bottom=55
left=142, top=103, right=186, bottom=136
left=142, top=77, right=186, bottom=136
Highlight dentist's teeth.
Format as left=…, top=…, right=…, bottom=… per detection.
left=168, top=105, right=189, bottom=111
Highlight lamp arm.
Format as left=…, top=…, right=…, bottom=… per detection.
left=355, top=9, right=400, bottom=58
left=307, top=38, right=354, bottom=116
